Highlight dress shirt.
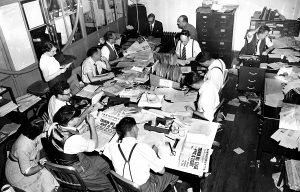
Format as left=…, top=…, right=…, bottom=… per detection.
left=204, top=59, right=226, bottom=91
left=104, top=137, right=165, bottom=186
left=176, top=39, right=201, bottom=60
left=39, top=54, right=61, bottom=82
left=197, top=80, right=220, bottom=121
left=247, top=34, right=273, bottom=55
left=48, top=95, right=67, bottom=123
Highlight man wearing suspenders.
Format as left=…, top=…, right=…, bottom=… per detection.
left=104, top=117, right=178, bottom=192
left=175, top=30, right=201, bottom=66
left=196, top=51, right=226, bottom=91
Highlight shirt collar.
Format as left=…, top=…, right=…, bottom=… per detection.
left=107, top=42, right=115, bottom=49
left=121, top=137, right=137, bottom=143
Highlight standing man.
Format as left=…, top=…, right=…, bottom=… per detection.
left=82, top=47, right=114, bottom=85
left=142, top=13, right=163, bottom=38
left=176, top=30, right=201, bottom=65
left=240, top=25, right=274, bottom=55
left=177, top=15, right=198, bottom=41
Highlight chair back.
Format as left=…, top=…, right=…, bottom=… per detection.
left=44, top=161, right=88, bottom=192
left=109, top=170, right=141, bottom=192
left=213, top=98, right=225, bottom=122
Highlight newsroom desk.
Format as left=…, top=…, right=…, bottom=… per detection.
left=256, top=73, right=300, bottom=162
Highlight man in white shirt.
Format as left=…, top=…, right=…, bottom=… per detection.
left=240, top=25, right=274, bottom=56
left=82, top=47, right=114, bottom=85
left=101, top=31, right=127, bottom=66
left=46, top=105, right=114, bottom=191
left=104, top=117, right=178, bottom=191
left=184, top=72, right=220, bottom=121
left=196, top=51, right=226, bottom=91
left=48, top=81, right=72, bottom=123
left=176, top=30, right=201, bottom=66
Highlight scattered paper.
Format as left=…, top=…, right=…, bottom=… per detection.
left=225, top=113, right=235, bottom=121
left=227, top=98, right=240, bottom=107
left=238, top=96, right=249, bottom=103
left=233, top=147, right=244, bottom=155
left=270, top=157, right=277, bottom=163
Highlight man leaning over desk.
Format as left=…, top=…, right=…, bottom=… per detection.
left=104, top=117, right=179, bottom=192
left=82, top=47, right=115, bottom=85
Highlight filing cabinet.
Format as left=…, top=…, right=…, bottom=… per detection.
left=196, top=7, right=237, bottom=68
left=238, top=66, right=265, bottom=93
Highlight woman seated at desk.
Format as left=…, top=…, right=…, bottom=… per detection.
left=82, top=47, right=115, bottom=85
left=184, top=71, right=220, bottom=121
left=103, top=117, right=178, bottom=192
left=5, top=118, right=58, bottom=192
left=39, top=41, right=72, bottom=89
left=175, top=30, right=201, bottom=66
left=45, top=105, right=115, bottom=191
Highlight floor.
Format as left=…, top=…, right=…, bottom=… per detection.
left=200, top=73, right=283, bottom=192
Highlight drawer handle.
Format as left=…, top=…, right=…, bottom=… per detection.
left=203, top=16, right=207, bottom=19
left=248, top=79, right=256, bottom=83
left=202, top=29, right=207, bottom=32
left=220, top=42, right=225, bottom=45
left=221, top=16, right=227, bottom=19
left=249, top=72, right=257, bottom=76
left=203, top=33, right=207, bottom=36
left=220, top=21, right=227, bottom=24
left=247, top=86, right=255, bottom=90
left=202, top=42, right=207, bottom=45
left=220, top=29, right=226, bottom=33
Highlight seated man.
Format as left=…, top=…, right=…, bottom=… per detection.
left=141, top=13, right=163, bottom=38
left=184, top=71, right=220, bottom=121
left=196, top=51, right=226, bottom=91
left=46, top=105, right=115, bottom=191
left=82, top=46, right=115, bottom=85
left=176, top=30, right=201, bottom=66
left=101, top=31, right=127, bottom=66
left=240, top=25, right=274, bottom=56
left=48, top=81, right=72, bottom=123
left=104, top=117, right=178, bottom=192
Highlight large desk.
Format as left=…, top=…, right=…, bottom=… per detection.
left=257, top=73, right=300, bottom=161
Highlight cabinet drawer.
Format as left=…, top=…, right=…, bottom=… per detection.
left=238, top=66, right=265, bottom=92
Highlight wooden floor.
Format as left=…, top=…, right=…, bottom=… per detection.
left=200, top=74, right=282, bottom=192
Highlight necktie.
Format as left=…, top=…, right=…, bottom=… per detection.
left=182, top=45, right=186, bottom=60
left=112, top=45, right=119, bottom=59
left=94, top=63, right=100, bottom=75
left=150, top=24, right=153, bottom=32
left=255, top=39, right=259, bottom=55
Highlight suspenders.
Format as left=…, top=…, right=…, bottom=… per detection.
left=179, top=39, right=194, bottom=58
left=210, top=59, right=224, bottom=73
left=118, top=143, right=138, bottom=182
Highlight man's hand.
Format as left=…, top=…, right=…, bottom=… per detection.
left=107, top=72, right=115, bottom=79
left=152, top=145, right=159, bottom=154
left=185, top=105, right=194, bottom=112
left=262, top=51, right=268, bottom=55
left=101, top=56, right=108, bottom=63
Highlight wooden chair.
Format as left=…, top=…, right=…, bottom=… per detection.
left=44, top=161, right=89, bottom=192
left=109, top=170, right=141, bottom=192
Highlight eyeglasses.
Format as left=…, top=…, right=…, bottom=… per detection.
left=61, top=92, right=72, bottom=96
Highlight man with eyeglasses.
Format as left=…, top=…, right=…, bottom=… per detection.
left=141, top=13, right=163, bottom=38
left=48, top=81, right=73, bottom=123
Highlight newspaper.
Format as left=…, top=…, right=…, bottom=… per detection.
left=76, top=85, right=102, bottom=99
left=286, top=159, right=300, bottom=191
left=279, top=103, right=300, bottom=131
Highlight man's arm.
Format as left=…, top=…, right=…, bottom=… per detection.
left=41, top=66, right=67, bottom=82
left=86, top=114, right=98, bottom=149
left=87, top=71, right=115, bottom=83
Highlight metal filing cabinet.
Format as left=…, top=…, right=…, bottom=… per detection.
left=238, top=66, right=265, bottom=93
left=196, top=7, right=237, bottom=68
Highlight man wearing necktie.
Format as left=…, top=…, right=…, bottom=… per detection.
left=175, top=30, right=201, bottom=66
left=240, top=25, right=274, bottom=56
left=82, top=47, right=114, bottom=85
left=101, top=31, right=128, bottom=67
left=141, top=13, right=163, bottom=38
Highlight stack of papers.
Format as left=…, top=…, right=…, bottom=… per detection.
left=14, top=94, right=41, bottom=113
left=271, top=128, right=300, bottom=149
left=0, top=101, right=18, bottom=117
left=279, top=103, right=300, bottom=131
left=119, top=89, right=144, bottom=102
left=102, top=85, right=124, bottom=96
left=116, top=61, right=149, bottom=68
left=265, top=92, right=284, bottom=107
left=285, top=159, right=300, bottom=191
left=138, top=93, right=164, bottom=108
left=76, top=85, right=101, bottom=99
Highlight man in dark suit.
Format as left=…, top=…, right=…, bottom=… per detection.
left=141, top=13, right=163, bottom=38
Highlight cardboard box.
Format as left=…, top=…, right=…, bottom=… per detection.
left=144, top=117, right=172, bottom=134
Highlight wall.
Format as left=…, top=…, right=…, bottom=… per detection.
left=132, top=0, right=300, bottom=51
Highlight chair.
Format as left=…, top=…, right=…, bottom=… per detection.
left=44, top=161, right=89, bottom=192
left=27, top=80, right=50, bottom=99
left=109, top=170, right=141, bottom=192
left=193, top=98, right=225, bottom=122
left=67, top=66, right=84, bottom=95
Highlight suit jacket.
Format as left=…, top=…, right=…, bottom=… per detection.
left=142, top=20, right=163, bottom=38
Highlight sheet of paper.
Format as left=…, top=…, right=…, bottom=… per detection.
left=238, top=96, right=249, bottom=103
left=225, top=113, right=235, bottom=121
left=138, top=93, right=164, bottom=108
left=159, top=79, right=173, bottom=88
left=161, top=100, right=195, bottom=113
left=227, top=98, right=240, bottom=107
left=233, top=147, right=244, bottom=154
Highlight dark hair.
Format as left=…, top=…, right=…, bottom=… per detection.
left=153, top=52, right=176, bottom=65
left=115, top=117, right=136, bottom=141
left=148, top=13, right=155, bottom=19
left=184, top=71, right=203, bottom=86
left=180, top=30, right=190, bottom=37
left=195, top=51, right=211, bottom=63
left=42, top=41, right=56, bottom=53
left=53, top=105, right=81, bottom=126
left=87, top=47, right=100, bottom=57
left=257, top=25, right=271, bottom=34
left=180, top=15, right=188, bottom=23
left=22, top=117, right=44, bottom=140
left=103, top=31, right=116, bottom=41
left=51, top=81, right=70, bottom=97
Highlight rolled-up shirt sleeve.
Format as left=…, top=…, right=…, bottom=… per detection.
left=64, top=135, right=96, bottom=154
left=16, top=150, right=34, bottom=175
left=266, top=37, right=273, bottom=47
left=101, top=46, right=110, bottom=61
